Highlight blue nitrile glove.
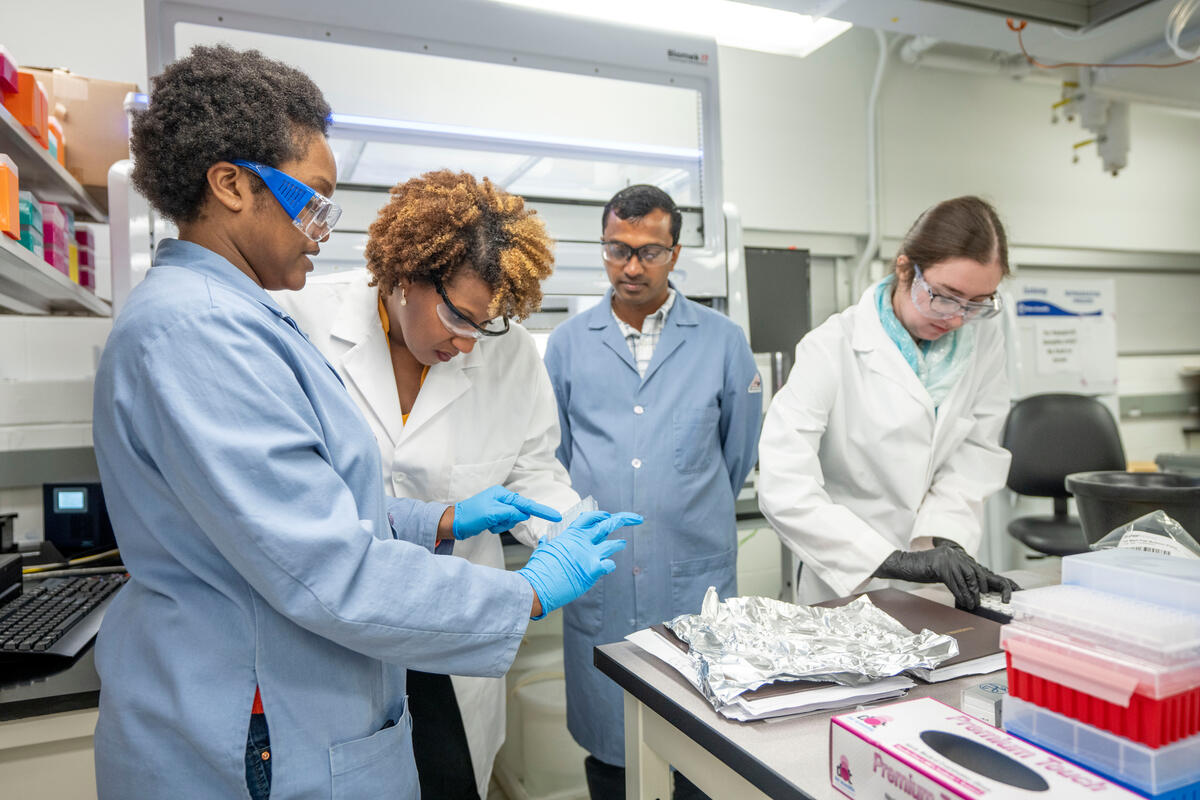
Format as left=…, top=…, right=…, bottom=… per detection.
left=518, top=510, right=643, bottom=619
left=453, top=485, right=562, bottom=540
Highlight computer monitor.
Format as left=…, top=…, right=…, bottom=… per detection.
left=743, top=247, right=812, bottom=356
left=43, top=483, right=116, bottom=557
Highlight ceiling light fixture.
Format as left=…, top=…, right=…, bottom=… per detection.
left=493, top=0, right=852, bottom=58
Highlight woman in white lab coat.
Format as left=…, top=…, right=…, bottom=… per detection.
left=276, top=170, right=580, bottom=799
left=758, top=196, right=1020, bottom=608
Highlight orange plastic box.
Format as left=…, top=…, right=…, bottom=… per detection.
left=3, top=71, right=49, bottom=145
left=48, top=116, right=65, bottom=166
left=0, top=154, right=17, bottom=239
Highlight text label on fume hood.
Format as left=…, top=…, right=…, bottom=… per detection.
left=667, top=49, right=709, bottom=66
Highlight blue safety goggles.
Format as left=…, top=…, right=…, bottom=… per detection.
left=231, top=160, right=341, bottom=242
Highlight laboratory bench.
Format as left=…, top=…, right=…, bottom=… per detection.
left=599, top=568, right=1060, bottom=800
left=598, top=639, right=997, bottom=800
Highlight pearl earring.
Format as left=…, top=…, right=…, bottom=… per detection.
left=400, top=289, right=407, bottom=306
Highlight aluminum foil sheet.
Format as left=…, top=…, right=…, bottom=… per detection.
left=665, top=587, right=959, bottom=708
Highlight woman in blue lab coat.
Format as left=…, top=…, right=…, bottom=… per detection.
left=91, top=45, right=636, bottom=800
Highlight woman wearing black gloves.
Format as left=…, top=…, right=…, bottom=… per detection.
left=758, top=196, right=1019, bottom=608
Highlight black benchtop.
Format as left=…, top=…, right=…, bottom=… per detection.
left=0, top=643, right=101, bottom=722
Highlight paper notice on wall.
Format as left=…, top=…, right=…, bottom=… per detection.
left=1035, top=320, right=1081, bottom=374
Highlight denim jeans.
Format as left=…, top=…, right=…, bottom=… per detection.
left=245, top=713, right=271, bottom=800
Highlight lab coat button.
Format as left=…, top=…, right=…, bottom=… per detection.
left=632, top=566, right=641, bottom=575
left=633, top=405, right=644, bottom=415
left=631, top=458, right=642, bottom=469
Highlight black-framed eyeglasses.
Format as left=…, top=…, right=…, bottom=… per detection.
left=601, top=240, right=675, bottom=267
left=433, top=279, right=510, bottom=338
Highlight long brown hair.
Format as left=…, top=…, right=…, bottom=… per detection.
left=896, top=196, right=1009, bottom=283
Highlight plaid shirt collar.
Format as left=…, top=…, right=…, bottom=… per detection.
left=611, top=288, right=677, bottom=377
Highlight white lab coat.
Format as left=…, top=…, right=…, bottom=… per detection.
left=275, top=270, right=579, bottom=797
left=758, top=284, right=1012, bottom=605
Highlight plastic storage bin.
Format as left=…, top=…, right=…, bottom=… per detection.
left=1002, top=623, right=1200, bottom=747
left=47, top=115, right=65, bottom=166
left=0, top=45, right=17, bottom=95
left=1063, top=550, right=1200, bottom=615
left=3, top=71, right=49, bottom=145
left=0, top=153, right=16, bottom=239
left=1004, top=695, right=1200, bottom=798
left=1010, top=584, right=1200, bottom=665
left=18, top=190, right=42, bottom=257
left=1066, top=471, right=1200, bottom=544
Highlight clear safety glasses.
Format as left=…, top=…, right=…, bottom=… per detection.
left=601, top=240, right=675, bottom=267
left=434, top=279, right=510, bottom=339
left=231, top=160, right=342, bottom=242
left=911, top=263, right=1002, bottom=321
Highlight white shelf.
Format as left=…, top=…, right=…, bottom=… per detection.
left=0, top=233, right=110, bottom=316
left=0, top=423, right=93, bottom=453
left=0, top=103, right=107, bottom=222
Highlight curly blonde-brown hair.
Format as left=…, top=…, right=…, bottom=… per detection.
left=364, top=170, right=554, bottom=320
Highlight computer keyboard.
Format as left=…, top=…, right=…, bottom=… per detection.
left=0, top=573, right=127, bottom=658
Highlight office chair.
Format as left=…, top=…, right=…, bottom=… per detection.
left=1001, top=393, right=1126, bottom=557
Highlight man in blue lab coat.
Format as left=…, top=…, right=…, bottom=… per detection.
left=544, top=185, right=763, bottom=799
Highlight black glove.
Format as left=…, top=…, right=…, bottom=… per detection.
left=873, top=538, right=1020, bottom=609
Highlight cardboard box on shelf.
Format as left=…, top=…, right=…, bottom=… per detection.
left=24, top=68, right=137, bottom=201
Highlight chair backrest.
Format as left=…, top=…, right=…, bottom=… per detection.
left=1002, top=393, right=1126, bottom=498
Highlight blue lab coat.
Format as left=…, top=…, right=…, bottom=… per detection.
left=91, top=239, right=533, bottom=799
left=544, top=288, right=762, bottom=765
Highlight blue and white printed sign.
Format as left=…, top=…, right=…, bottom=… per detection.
left=1010, top=278, right=1117, bottom=396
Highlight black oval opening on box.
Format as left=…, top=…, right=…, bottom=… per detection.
left=919, top=730, right=1049, bottom=792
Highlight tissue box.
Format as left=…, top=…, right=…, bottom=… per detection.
left=3, top=71, right=49, bottom=146
left=830, top=697, right=1139, bottom=800
left=0, top=153, right=16, bottom=239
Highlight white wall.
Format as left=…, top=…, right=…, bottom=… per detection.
left=718, top=27, right=1200, bottom=252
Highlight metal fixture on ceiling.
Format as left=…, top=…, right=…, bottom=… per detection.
left=920, top=1, right=1158, bottom=31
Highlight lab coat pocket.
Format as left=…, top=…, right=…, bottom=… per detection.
left=672, top=407, right=720, bottom=474
left=448, top=456, right=518, bottom=501
left=329, top=701, right=417, bottom=800
left=670, top=548, right=736, bottom=616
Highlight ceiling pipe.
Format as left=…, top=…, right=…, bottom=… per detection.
left=895, top=35, right=1200, bottom=114
left=852, top=28, right=890, bottom=298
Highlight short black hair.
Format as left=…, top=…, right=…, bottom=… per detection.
left=602, top=185, right=682, bottom=246
left=130, top=44, right=331, bottom=224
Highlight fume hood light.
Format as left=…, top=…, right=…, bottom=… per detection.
left=328, top=112, right=702, bottom=161
left=492, top=0, right=852, bottom=58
